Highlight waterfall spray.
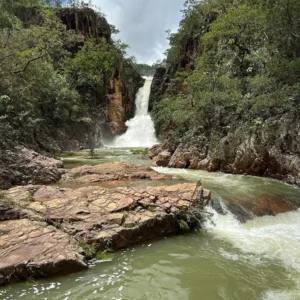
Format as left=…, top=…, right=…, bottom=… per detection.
left=111, top=77, right=158, bottom=148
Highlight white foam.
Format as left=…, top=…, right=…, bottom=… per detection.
left=204, top=207, right=300, bottom=271
left=111, top=78, right=158, bottom=148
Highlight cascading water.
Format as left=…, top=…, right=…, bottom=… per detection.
left=111, top=76, right=158, bottom=148
left=3, top=163, right=300, bottom=300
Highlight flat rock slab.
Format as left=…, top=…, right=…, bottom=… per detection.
left=0, top=183, right=211, bottom=285
left=0, top=219, right=87, bottom=286
left=61, top=161, right=171, bottom=183
left=1, top=184, right=211, bottom=249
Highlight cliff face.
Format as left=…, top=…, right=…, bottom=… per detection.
left=58, top=8, right=144, bottom=145
left=59, top=8, right=111, bottom=41
left=151, top=73, right=300, bottom=185
left=107, top=66, right=144, bottom=134
left=153, top=112, right=300, bottom=185
left=149, top=3, right=300, bottom=185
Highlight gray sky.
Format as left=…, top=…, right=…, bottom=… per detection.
left=92, top=0, right=185, bottom=64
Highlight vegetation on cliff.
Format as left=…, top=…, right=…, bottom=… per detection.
left=153, top=0, right=300, bottom=135
left=150, top=0, right=300, bottom=184
left=133, top=63, right=157, bottom=76
left=0, top=0, right=142, bottom=151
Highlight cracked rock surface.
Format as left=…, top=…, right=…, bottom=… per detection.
left=0, top=182, right=211, bottom=286
left=0, top=219, right=87, bottom=286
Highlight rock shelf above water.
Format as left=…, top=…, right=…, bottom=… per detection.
left=0, top=182, right=211, bottom=286
left=61, top=161, right=171, bottom=183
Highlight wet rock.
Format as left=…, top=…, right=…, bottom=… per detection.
left=0, top=183, right=211, bottom=252
left=0, top=219, right=87, bottom=286
left=0, top=146, right=65, bottom=190
left=246, top=194, right=295, bottom=217
left=148, top=144, right=162, bottom=159
left=224, top=193, right=295, bottom=222
left=153, top=150, right=172, bottom=167
left=61, top=161, right=171, bottom=183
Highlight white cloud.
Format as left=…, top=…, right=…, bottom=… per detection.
left=92, top=0, right=185, bottom=64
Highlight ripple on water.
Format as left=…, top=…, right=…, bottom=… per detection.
left=2, top=162, right=300, bottom=300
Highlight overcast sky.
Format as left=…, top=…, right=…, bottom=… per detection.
left=92, top=0, right=185, bottom=64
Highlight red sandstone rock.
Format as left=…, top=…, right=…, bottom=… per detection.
left=0, top=182, right=211, bottom=285
left=0, top=219, right=87, bottom=286
left=62, top=161, right=171, bottom=183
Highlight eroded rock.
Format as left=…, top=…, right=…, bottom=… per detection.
left=0, top=146, right=65, bottom=190
left=0, top=183, right=211, bottom=250
left=214, top=193, right=296, bottom=223
left=0, top=219, right=87, bottom=286
left=153, top=150, right=172, bottom=167
left=148, top=144, right=162, bottom=159
left=61, top=162, right=171, bottom=183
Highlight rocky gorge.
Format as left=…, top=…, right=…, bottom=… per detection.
left=1, top=0, right=300, bottom=298
left=149, top=1, right=300, bottom=186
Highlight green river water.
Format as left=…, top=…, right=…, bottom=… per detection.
left=1, top=148, right=300, bottom=300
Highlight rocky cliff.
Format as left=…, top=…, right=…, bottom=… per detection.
left=149, top=1, right=300, bottom=185
left=58, top=7, right=144, bottom=141
left=150, top=111, right=300, bottom=185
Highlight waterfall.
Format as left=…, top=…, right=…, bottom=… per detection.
left=111, top=76, right=158, bottom=148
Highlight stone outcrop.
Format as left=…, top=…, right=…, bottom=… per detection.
left=212, top=193, right=296, bottom=223
left=148, top=144, right=162, bottom=159
left=149, top=112, right=300, bottom=185
left=0, top=182, right=211, bottom=285
left=61, top=161, right=171, bottom=183
left=57, top=8, right=144, bottom=140
left=59, top=7, right=111, bottom=42
left=0, top=146, right=65, bottom=190
left=0, top=219, right=87, bottom=286
left=153, top=150, right=172, bottom=167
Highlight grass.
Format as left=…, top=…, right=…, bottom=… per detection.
left=78, top=240, right=97, bottom=258
left=78, top=240, right=115, bottom=261
left=131, top=148, right=149, bottom=155
left=96, top=251, right=115, bottom=261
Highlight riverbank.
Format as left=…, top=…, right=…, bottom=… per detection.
left=0, top=156, right=211, bottom=286
left=1, top=148, right=300, bottom=299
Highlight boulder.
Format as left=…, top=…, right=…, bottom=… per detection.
left=222, top=193, right=296, bottom=222
left=0, top=146, right=65, bottom=190
left=148, top=144, right=162, bottom=159
left=153, top=150, right=171, bottom=167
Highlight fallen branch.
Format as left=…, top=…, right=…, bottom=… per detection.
left=13, top=52, right=45, bottom=74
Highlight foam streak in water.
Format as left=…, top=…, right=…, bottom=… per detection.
left=204, top=205, right=300, bottom=299
left=112, top=77, right=158, bottom=148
